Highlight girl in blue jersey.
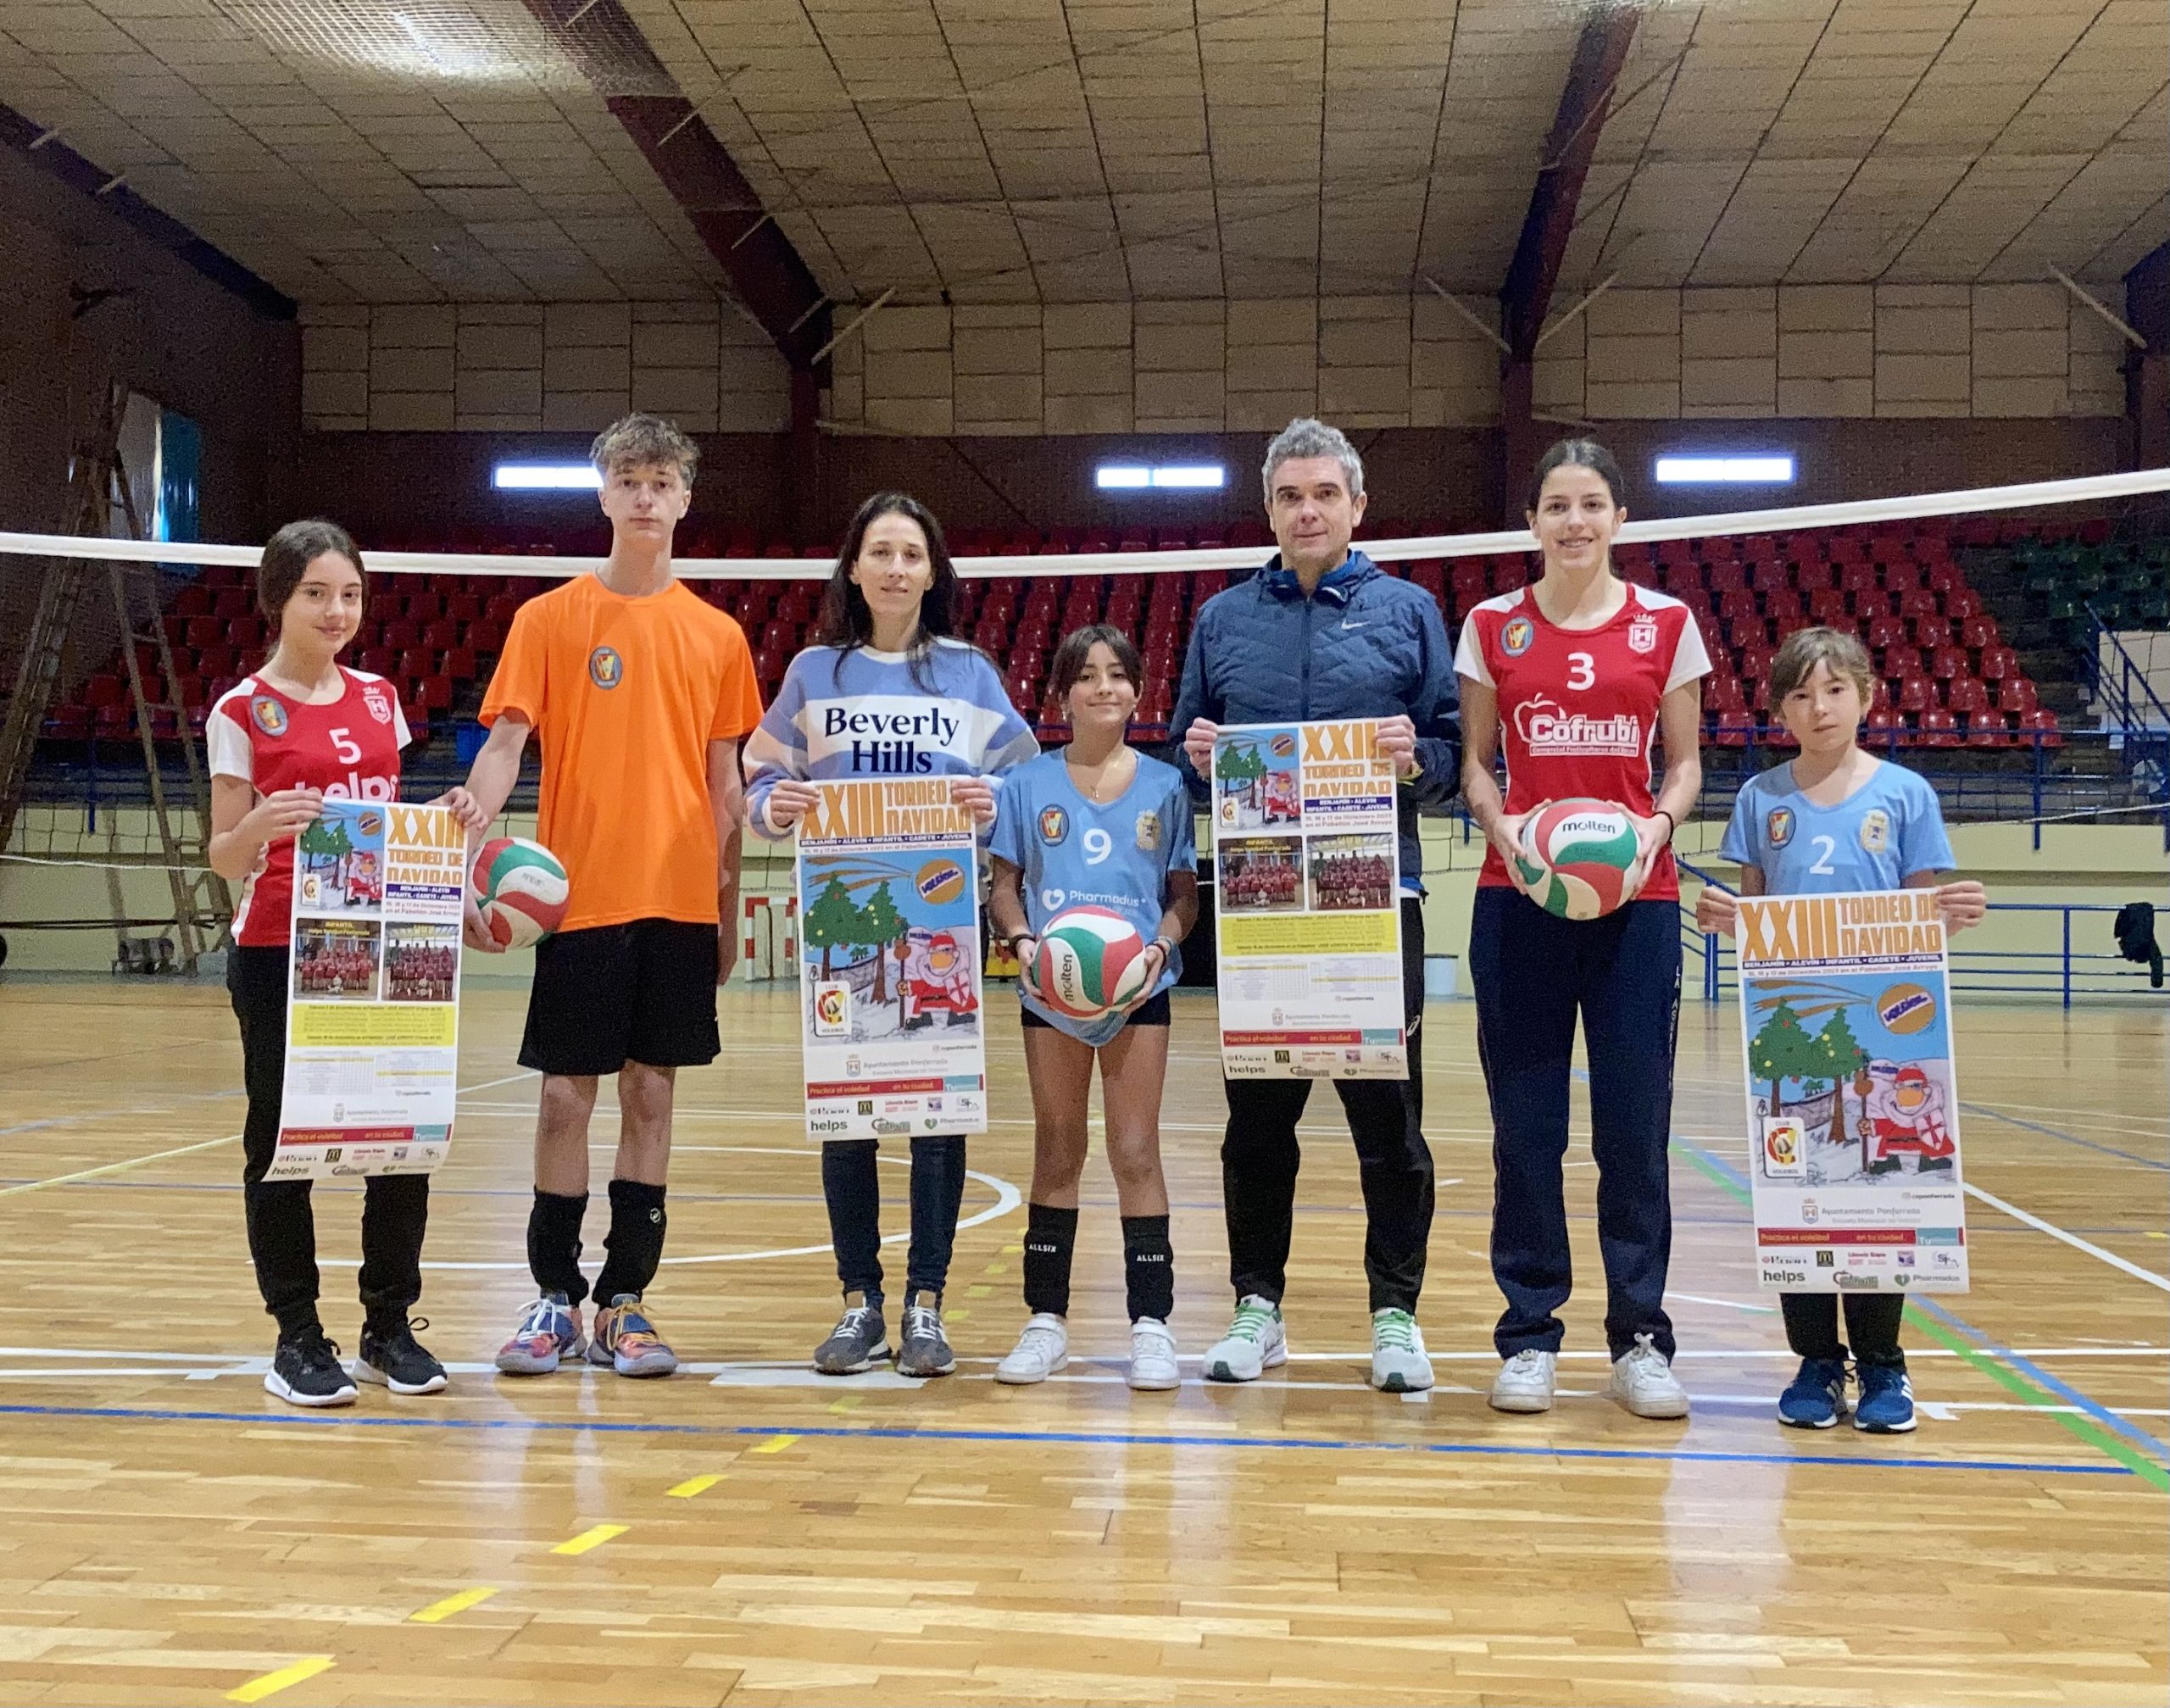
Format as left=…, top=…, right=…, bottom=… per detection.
left=986, top=624, right=1199, bottom=1391
left=745, top=492, right=1039, bottom=1380
left=1699, top=626, right=1986, bottom=1434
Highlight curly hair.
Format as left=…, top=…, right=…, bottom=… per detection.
left=589, top=411, right=698, bottom=487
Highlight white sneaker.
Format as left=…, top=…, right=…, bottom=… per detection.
left=1203, top=1295, right=1286, bottom=1383
left=1369, top=1308, right=1433, bottom=1392
left=1488, top=1349, right=1558, bottom=1413
left=993, top=1313, right=1068, bottom=1385
left=1127, top=1318, right=1180, bottom=1390
left=1610, top=1332, right=1690, bottom=1418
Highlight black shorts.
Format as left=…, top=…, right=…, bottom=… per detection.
left=1020, top=988, right=1171, bottom=1032
left=519, top=918, right=721, bottom=1077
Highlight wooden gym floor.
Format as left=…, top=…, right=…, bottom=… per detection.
left=0, top=975, right=2163, bottom=1707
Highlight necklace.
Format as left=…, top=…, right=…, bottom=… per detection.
left=1066, top=746, right=1134, bottom=804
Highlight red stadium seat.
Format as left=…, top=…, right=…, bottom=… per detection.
left=1966, top=709, right=2011, bottom=749
left=1918, top=706, right=1961, bottom=747
left=1997, top=676, right=2038, bottom=715
left=2020, top=706, right=2062, bottom=748
left=1960, top=615, right=1997, bottom=650
left=1979, top=644, right=2018, bottom=682
left=1880, top=644, right=1922, bottom=679
left=1911, top=615, right=1953, bottom=649
left=1865, top=615, right=1905, bottom=650
left=1945, top=676, right=1988, bottom=715
left=1928, top=645, right=1966, bottom=680
left=1895, top=676, right=1931, bottom=715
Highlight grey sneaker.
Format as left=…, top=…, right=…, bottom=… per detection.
left=896, top=1297, right=956, bottom=1377
left=1368, top=1307, right=1433, bottom=1393
left=813, top=1301, right=892, bottom=1374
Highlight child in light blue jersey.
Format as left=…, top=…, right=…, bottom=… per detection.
left=986, top=625, right=1200, bottom=1392
left=744, top=492, right=1038, bottom=1382
left=1699, top=626, right=1986, bottom=1436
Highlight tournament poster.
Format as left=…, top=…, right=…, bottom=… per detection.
left=1210, top=719, right=1407, bottom=1080
left=1735, top=887, right=1969, bottom=1294
left=795, top=778, right=988, bottom=1141
left=270, top=798, right=464, bottom=1179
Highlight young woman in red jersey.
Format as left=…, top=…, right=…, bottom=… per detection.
left=207, top=520, right=486, bottom=1407
left=1456, top=441, right=1709, bottom=1422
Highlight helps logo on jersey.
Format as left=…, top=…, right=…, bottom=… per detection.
left=1512, top=693, right=1643, bottom=757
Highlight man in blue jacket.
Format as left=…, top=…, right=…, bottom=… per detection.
left=1174, top=416, right=1461, bottom=1394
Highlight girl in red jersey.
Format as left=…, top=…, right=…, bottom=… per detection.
left=1456, top=441, right=1709, bottom=1422
left=207, top=520, right=486, bottom=1408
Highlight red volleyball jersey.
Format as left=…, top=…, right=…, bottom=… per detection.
left=206, top=668, right=409, bottom=945
left=1455, top=583, right=1710, bottom=902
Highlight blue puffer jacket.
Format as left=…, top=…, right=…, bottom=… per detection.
left=1170, top=548, right=1461, bottom=888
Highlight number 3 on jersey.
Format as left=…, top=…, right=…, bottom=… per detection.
left=1566, top=651, right=1595, bottom=692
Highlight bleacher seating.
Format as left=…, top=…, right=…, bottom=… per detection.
left=41, top=515, right=2069, bottom=752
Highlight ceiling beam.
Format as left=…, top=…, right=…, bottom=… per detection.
left=1496, top=3, right=1640, bottom=517
left=521, top=0, right=832, bottom=374
left=0, top=99, right=294, bottom=320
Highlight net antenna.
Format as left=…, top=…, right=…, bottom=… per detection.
left=0, top=381, right=231, bottom=971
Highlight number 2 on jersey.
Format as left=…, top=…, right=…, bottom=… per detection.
left=1809, top=834, right=1836, bottom=876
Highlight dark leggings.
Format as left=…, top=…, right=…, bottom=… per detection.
left=229, top=945, right=429, bottom=1339
left=821, top=1134, right=967, bottom=1305
left=1781, top=1293, right=1906, bottom=1368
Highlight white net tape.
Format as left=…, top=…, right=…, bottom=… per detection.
left=4, top=467, right=2167, bottom=581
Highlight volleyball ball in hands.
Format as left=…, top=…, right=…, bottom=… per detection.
left=1511, top=798, right=1644, bottom=921
left=470, top=837, right=569, bottom=948
left=1032, top=907, right=1153, bottom=1021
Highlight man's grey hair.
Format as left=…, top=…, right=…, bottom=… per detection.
left=1261, top=416, right=1364, bottom=503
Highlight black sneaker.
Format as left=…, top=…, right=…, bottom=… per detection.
left=265, top=1329, right=358, bottom=1408
left=813, top=1300, right=891, bottom=1374
left=897, top=1294, right=955, bottom=1378
left=356, top=1317, right=448, bottom=1395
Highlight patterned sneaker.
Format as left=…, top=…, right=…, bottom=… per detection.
left=586, top=1294, right=678, bottom=1377
left=1488, top=1349, right=1558, bottom=1414
left=495, top=1292, right=586, bottom=1376
left=994, top=1313, right=1068, bottom=1385
left=1854, top=1362, right=1917, bottom=1433
left=264, top=1330, right=356, bottom=1408
left=814, top=1301, right=891, bottom=1374
left=897, top=1296, right=956, bottom=1378
left=1369, top=1308, right=1433, bottom=1393
left=1610, top=1332, right=1690, bottom=1419
left=1777, top=1356, right=1850, bottom=1429
left=356, top=1317, right=448, bottom=1395
left=1203, top=1295, right=1286, bottom=1383
left=1127, top=1318, right=1180, bottom=1391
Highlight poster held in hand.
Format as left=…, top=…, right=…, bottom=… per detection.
left=795, top=778, right=988, bottom=1140
left=1210, top=719, right=1406, bottom=1080
left=1735, top=887, right=1968, bottom=1294
left=272, top=798, right=465, bottom=1179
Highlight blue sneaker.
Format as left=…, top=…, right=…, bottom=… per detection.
left=1777, top=1356, right=1849, bottom=1429
left=1854, top=1362, right=1917, bottom=1433
left=495, top=1292, right=585, bottom=1376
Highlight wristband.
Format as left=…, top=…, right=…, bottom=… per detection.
left=1653, top=809, right=1677, bottom=838
left=1006, top=932, right=1036, bottom=954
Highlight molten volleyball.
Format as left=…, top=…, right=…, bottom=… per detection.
left=1032, top=906, right=1152, bottom=1021
left=470, top=836, right=569, bottom=949
left=1511, top=798, right=1644, bottom=921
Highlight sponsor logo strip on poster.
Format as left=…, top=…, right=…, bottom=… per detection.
left=273, top=799, right=465, bottom=1179
left=796, top=779, right=988, bottom=1140
left=1735, top=887, right=1968, bottom=1294
left=1210, top=719, right=1407, bottom=1081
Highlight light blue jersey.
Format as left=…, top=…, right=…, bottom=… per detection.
left=744, top=638, right=1038, bottom=837
left=1721, top=758, right=1955, bottom=895
left=988, top=750, right=1198, bottom=1045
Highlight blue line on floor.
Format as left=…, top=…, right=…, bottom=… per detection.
left=1957, top=1102, right=2167, bottom=1172
left=0, top=1399, right=2134, bottom=1479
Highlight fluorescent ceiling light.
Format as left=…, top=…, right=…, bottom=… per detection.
left=493, top=463, right=602, bottom=491
left=1150, top=465, right=1225, bottom=488
left=1096, top=465, right=1151, bottom=489
left=1654, top=455, right=1795, bottom=485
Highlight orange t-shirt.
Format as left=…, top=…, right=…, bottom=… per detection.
left=481, top=574, right=762, bottom=932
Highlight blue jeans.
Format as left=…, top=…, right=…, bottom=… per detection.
left=1469, top=888, right=1682, bottom=1360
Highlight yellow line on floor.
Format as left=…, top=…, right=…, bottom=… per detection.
left=0, top=1132, right=238, bottom=1199
left=749, top=1433, right=798, bottom=1454
left=551, top=1523, right=627, bottom=1555
left=409, top=1587, right=498, bottom=1623
left=666, top=1473, right=723, bottom=1499
left=826, top=1395, right=862, bottom=1416
left=225, top=1657, right=334, bottom=1703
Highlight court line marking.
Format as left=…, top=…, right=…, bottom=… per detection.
left=665, top=1474, right=723, bottom=1498
left=225, top=1657, right=334, bottom=1703
left=1965, top=1182, right=2170, bottom=1293
left=1959, top=1100, right=2168, bottom=1171
left=551, top=1523, right=626, bottom=1555
left=409, top=1587, right=497, bottom=1623
left=0, top=1399, right=2133, bottom=1478
left=1672, top=1138, right=2170, bottom=1488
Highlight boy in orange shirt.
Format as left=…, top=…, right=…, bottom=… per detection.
left=460, top=413, right=762, bottom=1377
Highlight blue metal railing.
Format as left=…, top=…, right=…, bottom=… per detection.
left=2085, top=604, right=2170, bottom=736
left=1675, top=857, right=2161, bottom=1009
